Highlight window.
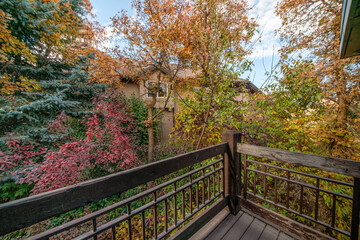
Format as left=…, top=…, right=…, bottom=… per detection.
left=147, top=82, right=167, bottom=98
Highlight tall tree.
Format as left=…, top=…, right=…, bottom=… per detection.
left=173, top=0, right=257, bottom=149
left=249, top=60, right=324, bottom=152
left=111, top=0, right=190, bottom=162
left=0, top=0, right=102, bottom=144
left=275, top=0, right=360, bottom=159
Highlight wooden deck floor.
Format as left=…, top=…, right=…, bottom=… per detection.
left=190, top=208, right=296, bottom=240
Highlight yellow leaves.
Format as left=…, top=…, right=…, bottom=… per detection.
left=19, top=76, right=41, bottom=92
left=0, top=12, right=35, bottom=63
left=0, top=73, right=17, bottom=95
left=0, top=74, right=41, bottom=95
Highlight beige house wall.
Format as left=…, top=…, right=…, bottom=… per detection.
left=234, top=93, right=249, bottom=102
left=121, top=83, right=140, bottom=99
left=122, top=71, right=176, bottom=144
left=139, top=72, right=174, bottom=109
left=160, top=111, right=174, bottom=143
left=121, top=69, right=256, bottom=144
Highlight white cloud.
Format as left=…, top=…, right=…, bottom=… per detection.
left=100, top=26, right=116, bottom=49
left=247, top=0, right=282, bottom=59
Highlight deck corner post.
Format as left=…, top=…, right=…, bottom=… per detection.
left=222, top=130, right=241, bottom=215
left=351, top=177, right=360, bottom=240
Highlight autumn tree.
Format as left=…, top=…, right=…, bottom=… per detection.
left=173, top=0, right=257, bottom=149
left=0, top=0, right=103, bottom=144
left=111, top=0, right=191, bottom=162
left=275, top=0, right=360, bottom=159
left=1, top=91, right=140, bottom=195
left=248, top=60, right=324, bottom=152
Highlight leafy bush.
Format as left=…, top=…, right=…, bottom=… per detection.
left=128, top=93, right=161, bottom=146
left=1, top=91, right=141, bottom=195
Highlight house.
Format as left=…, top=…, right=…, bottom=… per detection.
left=340, top=0, right=360, bottom=58
left=117, top=65, right=259, bottom=143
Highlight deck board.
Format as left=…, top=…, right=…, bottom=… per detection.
left=258, top=225, right=280, bottom=240
left=221, top=212, right=254, bottom=240
left=277, top=232, right=294, bottom=240
left=239, top=218, right=266, bottom=240
left=205, top=211, right=243, bottom=240
left=195, top=209, right=295, bottom=240
left=189, top=208, right=230, bottom=240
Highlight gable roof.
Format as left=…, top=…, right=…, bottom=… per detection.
left=234, top=78, right=259, bottom=93
left=117, top=62, right=259, bottom=93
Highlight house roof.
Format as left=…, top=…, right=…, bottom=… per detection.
left=340, top=0, right=360, bottom=58
left=234, top=78, right=259, bottom=93
left=117, top=62, right=259, bottom=93
left=116, top=63, right=200, bottom=81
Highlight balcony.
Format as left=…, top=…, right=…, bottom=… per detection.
left=1, top=131, right=359, bottom=240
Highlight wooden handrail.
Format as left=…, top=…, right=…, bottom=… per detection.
left=0, top=143, right=227, bottom=236
left=237, top=143, right=360, bottom=178
left=237, top=142, right=360, bottom=240
left=2, top=134, right=358, bottom=239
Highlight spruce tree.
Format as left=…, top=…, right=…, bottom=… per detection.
left=0, top=0, right=103, bottom=144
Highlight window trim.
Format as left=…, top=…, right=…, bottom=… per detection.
left=146, top=82, right=168, bottom=98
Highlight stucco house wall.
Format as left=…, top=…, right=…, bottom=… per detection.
left=119, top=67, right=258, bottom=144
left=121, top=82, right=140, bottom=99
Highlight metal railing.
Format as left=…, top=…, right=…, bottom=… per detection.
left=1, top=130, right=359, bottom=240
left=0, top=143, right=227, bottom=240
left=236, top=143, right=360, bottom=240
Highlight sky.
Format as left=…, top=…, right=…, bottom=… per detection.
left=89, top=0, right=282, bottom=89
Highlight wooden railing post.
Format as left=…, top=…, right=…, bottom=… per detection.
left=222, top=130, right=241, bottom=215
left=351, top=177, right=360, bottom=240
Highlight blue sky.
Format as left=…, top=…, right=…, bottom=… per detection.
left=89, top=0, right=282, bottom=89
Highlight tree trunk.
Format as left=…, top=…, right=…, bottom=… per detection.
left=196, top=107, right=210, bottom=150
left=147, top=104, right=155, bottom=163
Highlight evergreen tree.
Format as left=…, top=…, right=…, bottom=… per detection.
left=0, top=0, right=103, bottom=144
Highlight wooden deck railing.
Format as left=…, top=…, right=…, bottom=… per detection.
left=1, top=130, right=359, bottom=240
left=0, top=143, right=228, bottom=239
left=225, top=131, right=360, bottom=240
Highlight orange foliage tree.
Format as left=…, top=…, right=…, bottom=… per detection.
left=172, top=0, right=257, bottom=149
left=111, top=0, right=191, bottom=162
left=275, top=0, right=360, bottom=160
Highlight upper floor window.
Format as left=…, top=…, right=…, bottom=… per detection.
left=147, top=82, right=167, bottom=98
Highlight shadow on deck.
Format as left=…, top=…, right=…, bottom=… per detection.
left=0, top=131, right=359, bottom=240
left=192, top=208, right=294, bottom=240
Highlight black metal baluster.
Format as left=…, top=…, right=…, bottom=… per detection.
left=351, top=178, right=360, bottom=240
left=190, top=176, right=193, bottom=214
left=286, top=171, right=290, bottom=209
left=196, top=181, right=199, bottom=210
left=243, top=154, right=248, bottom=199
left=332, top=195, right=336, bottom=227
left=174, top=183, right=178, bottom=226
left=165, top=198, right=168, bottom=233
left=92, top=218, right=97, bottom=240
left=127, top=204, right=132, bottom=240
left=182, top=189, right=185, bottom=220
left=207, top=175, right=210, bottom=201
left=264, top=165, right=267, bottom=199
left=300, top=185, right=304, bottom=214
left=217, top=170, right=220, bottom=194
left=253, top=171, right=256, bottom=195
left=154, top=192, right=157, bottom=239
left=112, top=226, right=116, bottom=240
left=141, top=211, right=145, bottom=240
left=213, top=166, right=215, bottom=197
left=274, top=178, right=278, bottom=204
left=315, top=179, right=320, bottom=221
left=202, top=169, right=205, bottom=204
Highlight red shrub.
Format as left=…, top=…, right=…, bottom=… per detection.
left=3, top=93, right=141, bottom=195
